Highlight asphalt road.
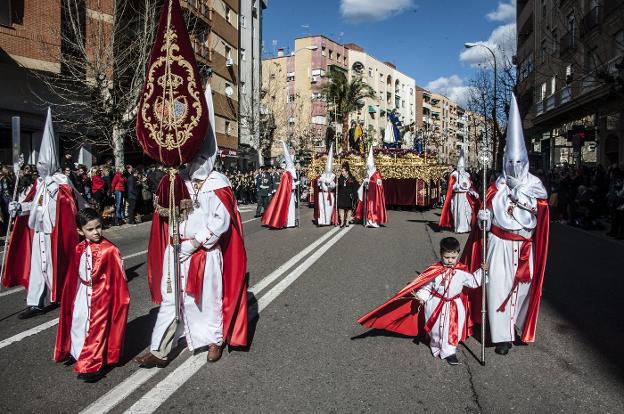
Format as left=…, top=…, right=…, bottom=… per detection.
left=0, top=204, right=622, bottom=413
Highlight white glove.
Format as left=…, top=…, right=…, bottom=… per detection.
left=506, top=176, right=521, bottom=189
left=469, top=189, right=479, bottom=199
left=8, top=201, right=21, bottom=217
left=477, top=209, right=491, bottom=231
left=179, top=239, right=199, bottom=262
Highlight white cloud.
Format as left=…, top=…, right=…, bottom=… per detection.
left=340, top=0, right=415, bottom=22
left=486, top=0, right=516, bottom=22
left=459, top=22, right=517, bottom=67
left=425, top=75, right=475, bottom=107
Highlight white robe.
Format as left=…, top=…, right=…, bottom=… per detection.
left=150, top=175, right=231, bottom=352
left=485, top=174, right=547, bottom=343
left=19, top=175, right=65, bottom=306
left=286, top=191, right=296, bottom=228
left=71, top=246, right=93, bottom=360
left=450, top=170, right=474, bottom=234
left=317, top=173, right=336, bottom=226
left=416, top=268, right=482, bottom=358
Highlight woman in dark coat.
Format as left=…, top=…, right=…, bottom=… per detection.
left=337, top=162, right=359, bottom=227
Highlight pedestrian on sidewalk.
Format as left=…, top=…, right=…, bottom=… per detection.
left=111, top=167, right=126, bottom=226
left=54, top=208, right=130, bottom=382
left=125, top=167, right=140, bottom=225
left=358, top=237, right=485, bottom=365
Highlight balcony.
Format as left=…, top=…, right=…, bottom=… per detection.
left=581, top=6, right=601, bottom=37
left=183, top=0, right=213, bottom=22
left=560, top=30, right=576, bottom=55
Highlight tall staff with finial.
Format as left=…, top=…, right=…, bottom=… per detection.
left=478, top=139, right=490, bottom=366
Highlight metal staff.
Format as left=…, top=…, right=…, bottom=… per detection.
left=295, top=174, right=301, bottom=228
left=165, top=168, right=182, bottom=321
left=479, top=149, right=490, bottom=366
left=362, top=179, right=368, bottom=228
left=0, top=154, right=24, bottom=292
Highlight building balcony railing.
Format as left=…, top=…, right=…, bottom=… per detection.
left=581, top=6, right=601, bottom=37
left=560, top=30, right=576, bottom=55
left=183, top=0, right=213, bottom=21
left=191, top=40, right=212, bottom=62
left=535, top=54, right=623, bottom=118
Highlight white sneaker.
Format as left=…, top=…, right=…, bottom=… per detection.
left=366, top=221, right=379, bottom=228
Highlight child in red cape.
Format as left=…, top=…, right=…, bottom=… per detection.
left=54, top=208, right=130, bottom=382
left=358, top=237, right=486, bottom=365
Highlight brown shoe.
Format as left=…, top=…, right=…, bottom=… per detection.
left=207, top=344, right=223, bottom=363
left=134, top=352, right=168, bottom=368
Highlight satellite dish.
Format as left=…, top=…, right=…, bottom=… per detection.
left=225, top=86, right=234, bottom=97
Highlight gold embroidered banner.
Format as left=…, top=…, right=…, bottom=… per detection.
left=136, top=0, right=208, bottom=167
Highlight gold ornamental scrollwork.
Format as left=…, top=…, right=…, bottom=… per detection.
left=141, top=26, right=203, bottom=151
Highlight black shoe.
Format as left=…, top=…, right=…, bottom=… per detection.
left=494, top=342, right=512, bottom=355
left=18, top=306, right=45, bottom=319
left=445, top=354, right=460, bottom=365
left=77, top=370, right=104, bottom=383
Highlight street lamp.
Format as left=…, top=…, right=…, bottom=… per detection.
left=464, top=42, right=498, bottom=169
left=287, top=45, right=318, bottom=148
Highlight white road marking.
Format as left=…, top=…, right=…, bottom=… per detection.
left=257, top=226, right=352, bottom=312
left=123, top=227, right=352, bottom=414
left=242, top=217, right=260, bottom=224
left=249, top=226, right=340, bottom=296
left=0, top=318, right=59, bottom=350
left=0, top=286, right=23, bottom=298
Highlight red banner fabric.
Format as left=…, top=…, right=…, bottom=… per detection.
left=136, top=0, right=208, bottom=167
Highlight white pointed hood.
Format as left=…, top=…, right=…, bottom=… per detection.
left=324, top=144, right=334, bottom=174
left=457, top=145, right=466, bottom=173
left=281, top=140, right=297, bottom=179
left=188, top=81, right=218, bottom=181
left=503, top=93, right=529, bottom=185
left=37, top=107, right=59, bottom=178
left=366, top=146, right=376, bottom=178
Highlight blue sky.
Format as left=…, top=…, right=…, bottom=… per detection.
left=262, top=0, right=517, bottom=105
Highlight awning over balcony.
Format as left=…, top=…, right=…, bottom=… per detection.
left=368, top=105, right=376, bottom=113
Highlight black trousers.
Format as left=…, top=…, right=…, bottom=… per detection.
left=127, top=198, right=137, bottom=224
left=256, top=195, right=269, bottom=216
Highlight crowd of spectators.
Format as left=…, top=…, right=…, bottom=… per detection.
left=546, top=164, right=624, bottom=239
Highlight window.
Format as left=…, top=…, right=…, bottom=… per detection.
left=270, top=73, right=276, bottom=80
left=240, top=48, right=246, bottom=61
left=566, top=64, right=573, bottom=84
left=225, top=45, right=231, bottom=59
left=550, top=76, right=556, bottom=95
left=541, top=39, right=547, bottom=63
left=540, top=82, right=547, bottom=100
left=321, top=47, right=326, bottom=56
left=241, top=15, right=246, bottom=28
left=286, top=72, right=295, bottom=81
left=328, top=50, right=333, bottom=60
left=240, top=81, right=246, bottom=93
left=225, top=121, right=231, bottom=135
left=337, top=53, right=341, bottom=62
left=368, top=68, right=373, bottom=77
left=287, top=94, right=295, bottom=103
left=567, top=11, right=576, bottom=40
left=225, top=5, right=231, bottom=23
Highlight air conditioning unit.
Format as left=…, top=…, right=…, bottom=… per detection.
left=226, top=57, right=234, bottom=67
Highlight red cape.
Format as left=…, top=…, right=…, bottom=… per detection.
left=461, top=182, right=550, bottom=343
left=54, top=239, right=130, bottom=373
left=261, top=171, right=293, bottom=229
left=354, top=171, right=387, bottom=224
left=313, top=177, right=338, bottom=225
left=439, top=174, right=479, bottom=229
left=357, top=263, right=473, bottom=340
left=147, top=186, right=248, bottom=347
left=2, top=181, right=79, bottom=303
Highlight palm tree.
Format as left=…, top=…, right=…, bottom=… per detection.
left=322, top=70, right=376, bottom=151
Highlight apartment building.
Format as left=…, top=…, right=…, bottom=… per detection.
left=516, top=0, right=624, bottom=168
left=184, top=0, right=240, bottom=166
left=261, top=35, right=348, bottom=158
left=414, top=87, right=484, bottom=167
left=345, top=43, right=416, bottom=144
left=238, top=0, right=267, bottom=168
left=0, top=0, right=104, bottom=164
